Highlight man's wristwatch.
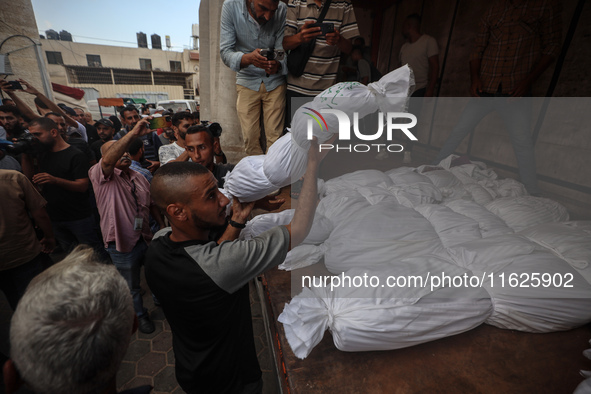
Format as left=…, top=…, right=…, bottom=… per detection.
left=229, top=219, right=246, bottom=229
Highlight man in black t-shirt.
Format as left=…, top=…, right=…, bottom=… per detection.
left=145, top=139, right=320, bottom=393
left=23, top=117, right=104, bottom=256
left=91, top=118, right=116, bottom=161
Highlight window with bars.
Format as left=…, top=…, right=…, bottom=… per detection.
left=64, top=65, right=192, bottom=87
left=46, top=51, right=63, bottom=65
left=153, top=71, right=190, bottom=88
left=113, top=69, right=152, bottom=85
left=86, top=54, right=102, bottom=67
left=139, top=58, right=152, bottom=70
left=170, top=61, right=182, bottom=72
left=66, top=66, right=113, bottom=84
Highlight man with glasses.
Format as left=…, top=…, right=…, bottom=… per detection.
left=89, top=117, right=164, bottom=334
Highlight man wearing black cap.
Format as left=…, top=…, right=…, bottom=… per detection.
left=91, top=118, right=116, bottom=161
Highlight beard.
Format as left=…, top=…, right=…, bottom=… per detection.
left=191, top=208, right=226, bottom=231
left=250, top=0, right=268, bottom=25
left=36, top=140, right=54, bottom=153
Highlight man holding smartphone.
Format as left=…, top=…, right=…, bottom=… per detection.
left=117, top=105, right=162, bottom=173
left=283, top=0, right=359, bottom=124
left=220, top=0, right=288, bottom=156
left=89, top=117, right=165, bottom=334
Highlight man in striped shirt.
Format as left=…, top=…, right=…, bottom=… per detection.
left=283, top=0, right=359, bottom=122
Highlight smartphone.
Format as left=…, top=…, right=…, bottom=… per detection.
left=149, top=116, right=171, bottom=130
left=7, top=81, right=23, bottom=90
left=309, top=22, right=334, bottom=35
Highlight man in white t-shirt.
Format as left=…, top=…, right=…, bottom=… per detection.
left=400, top=13, right=439, bottom=98
left=398, top=13, right=439, bottom=162
left=158, top=112, right=196, bottom=165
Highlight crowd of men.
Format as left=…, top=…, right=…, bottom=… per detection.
left=0, top=0, right=560, bottom=392
left=0, top=69, right=295, bottom=391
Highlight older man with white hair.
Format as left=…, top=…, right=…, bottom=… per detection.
left=3, top=246, right=150, bottom=394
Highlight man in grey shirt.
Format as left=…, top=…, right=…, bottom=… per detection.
left=145, top=140, right=319, bottom=393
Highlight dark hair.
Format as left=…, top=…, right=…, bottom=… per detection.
left=171, top=112, right=194, bottom=127
left=44, top=112, right=64, bottom=119
left=128, top=138, right=144, bottom=156
left=119, top=105, right=138, bottom=117
left=191, top=111, right=200, bottom=120
left=0, top=105, right=22, bottom=117
left=186, top=124, right=213, bottom=144
left=109, top=115, right=122, bottom=131
left=154, top=161, right=209, bottom=180
left=58, top=104, right=77, bottom=117
left=29, top=117, right=58, bottom=132
left=406, top=13, right=422, bottom=27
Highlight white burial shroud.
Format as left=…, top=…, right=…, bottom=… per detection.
left=223, top=65, right=415, bottom=202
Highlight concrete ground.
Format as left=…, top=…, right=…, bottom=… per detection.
left=114, top=275, right=280, bottom=393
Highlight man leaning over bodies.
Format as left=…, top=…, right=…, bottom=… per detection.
left=220, top=0, right=288, bottom=155
left=184, top=124, right=284, bottom=243
left=145, top=137, right=320, bottom=393
left=3, top=246, right=152, bottom=394
left=89, top=117, right=165, bottom=334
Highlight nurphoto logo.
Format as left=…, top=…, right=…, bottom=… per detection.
left=304, top=108, right=418, bottom=152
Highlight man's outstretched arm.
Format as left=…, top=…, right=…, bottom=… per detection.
left=285, top=138, right=320, bottom=249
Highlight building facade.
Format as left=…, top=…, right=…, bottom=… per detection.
left=41, top=39, right=199, bottom=104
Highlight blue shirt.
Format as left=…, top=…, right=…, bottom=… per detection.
left=130, top=161, right=153, bottom=183
left=220, top=0, right=287, bottom=92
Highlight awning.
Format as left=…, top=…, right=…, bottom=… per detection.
left=52, top=82, right=85, bottom=101
left=97, top=98, right=125, bottom=107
